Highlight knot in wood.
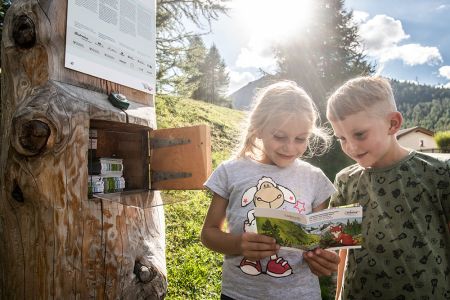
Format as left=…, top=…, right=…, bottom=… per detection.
left=12, top=181, right=24, bottom=203
left=12, top=15, right=36, bottom=49
left=19, top=120, right=51, bottom=155
left=134, top=262, right=156, bottom=283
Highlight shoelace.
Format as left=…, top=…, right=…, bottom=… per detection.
left=275, top=257, right=287, bottom=267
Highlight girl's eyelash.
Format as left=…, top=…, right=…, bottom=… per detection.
left=273, top=136, right=286, bottom=140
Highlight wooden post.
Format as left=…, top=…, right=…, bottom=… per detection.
left=0, top=0, right=166, bottom=298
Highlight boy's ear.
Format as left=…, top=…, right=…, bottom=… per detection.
left=388, top=112, right=403, bottom=135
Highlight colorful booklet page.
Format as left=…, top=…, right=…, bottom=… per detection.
left=255, top=206, right=363, bottom=251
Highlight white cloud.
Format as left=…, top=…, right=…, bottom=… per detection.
left=359, top=15, right=410, bottom=52
left=228, top=32, right=277, bottom=95
left=439, top=66, right=450, bottom=79
left=358, top=14, right=443, bottom=69
left=227, top=70, right=256, bottom=95
left=381, top=44, right=442, bottom=65
left=351, top=10, right=369, bottom=25
left=231, top=37, right=277, bottom=94
left=436, top=4, right=449, bottom=10
left=235, top=37, right=277, bottom=71
left=235, top=47, right=276, bottom=70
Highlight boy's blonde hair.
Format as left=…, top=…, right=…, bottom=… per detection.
left=327, top=76, right=397, bottom=121
left=235, top=80, right=331, bottom=159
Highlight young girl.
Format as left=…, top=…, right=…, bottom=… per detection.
left=201, top=81, right=340, bottom=300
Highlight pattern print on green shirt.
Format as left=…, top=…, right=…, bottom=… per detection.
left=330, top=152, right=450, bottom=300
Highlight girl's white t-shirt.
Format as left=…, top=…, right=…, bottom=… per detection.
left=204, top=157, right=336, bottom=300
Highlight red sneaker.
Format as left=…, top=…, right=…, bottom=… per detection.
left=240, top=258, right=262, bottom=275
left=266, top=257, right=292, bottom=277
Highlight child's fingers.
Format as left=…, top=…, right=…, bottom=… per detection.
left=303, top=249, right=340, bottom=276
left=241, top=239, right=279, bottom=253
left=245, top=240, right=279, bottom=251
left=240, top=232, right=279, bottom=259
left=244, top=248, right=278, bottom=260
left=241, top=233, right=278, bottom=249
left=314, top=248, right=341, bottom=264
left=303, top=256, right=333, bottom=276
left=242, top=232, right=277, bottom=244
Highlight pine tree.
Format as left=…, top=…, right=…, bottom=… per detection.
left=156, top=0, right=228, bottom=92
left=192, top=44, right=230, bottom=106
left=173, top=36, right=208, bottom=97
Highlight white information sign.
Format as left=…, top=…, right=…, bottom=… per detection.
left=65, top=0, right=156, bottom=94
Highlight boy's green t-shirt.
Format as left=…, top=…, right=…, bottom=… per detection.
left=330, top=151, right=450, bottom=300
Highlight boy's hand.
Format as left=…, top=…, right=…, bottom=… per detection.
left=303, top=248, right=340, bottom=276
left=239, top=232, right=280, bottom=261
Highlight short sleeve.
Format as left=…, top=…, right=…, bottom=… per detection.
left=204, top=163, right=230, bottom=200
left=329, top=174, right=348, bottom=208
left=328, top=164, right=363, bottom=208
left=312, top=168, right=336, bottom=208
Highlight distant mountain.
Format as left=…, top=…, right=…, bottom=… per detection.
left=229, top=76, right=450, bottom=132
left=229, top=75, right=278, bottom=110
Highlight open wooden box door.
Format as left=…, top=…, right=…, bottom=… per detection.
left=149, top=124, right=212, bottom=190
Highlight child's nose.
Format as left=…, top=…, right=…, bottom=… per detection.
left=346, top=141, right=358, bottom=153
left=282, top=140, right=296, bottom=152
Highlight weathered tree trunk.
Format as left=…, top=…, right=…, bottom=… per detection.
left=0, top=1, right=166, bottom=298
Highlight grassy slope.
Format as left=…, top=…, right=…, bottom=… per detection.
left=155, top=95, right=245, bottom=299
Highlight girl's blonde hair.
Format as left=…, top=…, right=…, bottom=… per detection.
left=327, top=76, right=397, bottom=121
left=235, top=81, right=331, bottom=160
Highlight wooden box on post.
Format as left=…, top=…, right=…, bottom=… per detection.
left=89, top=119, right=212, bottom=198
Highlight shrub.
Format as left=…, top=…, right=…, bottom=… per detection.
left=434, top=131, right=450, bottom=152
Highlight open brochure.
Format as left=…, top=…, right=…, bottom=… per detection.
left=255, top=205, right=362, bottom=251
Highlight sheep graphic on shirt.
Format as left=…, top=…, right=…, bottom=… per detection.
left=240, top=177, right=296, bottom=277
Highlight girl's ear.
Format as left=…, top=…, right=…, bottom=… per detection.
left=388, top=112, right=403, bottom=135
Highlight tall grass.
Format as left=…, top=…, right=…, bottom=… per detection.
left=156, top=95, right=243, bottom=299
left=164, top=190, right=223, bottom=299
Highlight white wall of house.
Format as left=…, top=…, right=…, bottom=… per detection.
left=398, top=132, right=437, bottom=150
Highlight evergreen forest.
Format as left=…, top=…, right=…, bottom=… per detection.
left=391, top=79, right=450, bottom=131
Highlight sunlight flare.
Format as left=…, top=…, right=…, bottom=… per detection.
left=236, top=0, right=314, bottom=41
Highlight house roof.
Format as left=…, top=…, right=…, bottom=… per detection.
left=397, top=126, right=434, bottom=139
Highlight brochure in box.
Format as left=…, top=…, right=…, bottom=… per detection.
left=255, top=205, right=363, bottom=251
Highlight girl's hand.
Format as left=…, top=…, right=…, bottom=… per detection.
left=239, top=232, right=280, bottom=261
left=302, top=248, right=340, bottom=276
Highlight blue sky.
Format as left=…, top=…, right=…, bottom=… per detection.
left=200, top=0, right=450, bottom=94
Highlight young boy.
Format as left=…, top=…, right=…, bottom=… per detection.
left=326, top=76, right=450, bottom=300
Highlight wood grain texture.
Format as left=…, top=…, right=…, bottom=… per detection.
left=150, top=125, right=212, bottom=190
left=0, top=1, right=166, bottom=298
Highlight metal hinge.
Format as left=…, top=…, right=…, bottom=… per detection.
left=150, top=137, right=191, bottom=149
left=151, top=171, right=192, bottom=183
